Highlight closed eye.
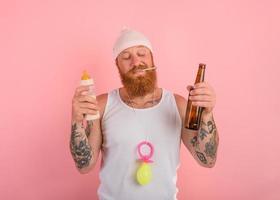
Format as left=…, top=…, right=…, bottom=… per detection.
left=122, top=56, right=130, bottom=60
left=137, top=51, right=146, bottom=57
left=137, top=47, right=148, bottom=56
left=121, top=53, right=131, bottom=60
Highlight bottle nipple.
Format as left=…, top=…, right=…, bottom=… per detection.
left=81, top=70, right=91, bottom=80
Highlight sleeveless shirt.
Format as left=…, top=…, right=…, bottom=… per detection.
left=98, top=88, right=182, bottom=200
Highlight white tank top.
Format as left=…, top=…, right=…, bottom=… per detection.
left=98, top=88, right=182, bottom=200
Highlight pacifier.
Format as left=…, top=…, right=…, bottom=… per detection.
left=136, top=141, right=154, bottom=185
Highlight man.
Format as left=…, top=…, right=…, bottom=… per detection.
left=70, top=28, right=219, bottom=200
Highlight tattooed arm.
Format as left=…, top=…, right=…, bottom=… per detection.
left=70, top=120, right=94, bottom=172
left=70, top=88, right=107, bottom=174
left=175, top=94, right=219, bottom=168
left=185, top=110, right=219, bottom=167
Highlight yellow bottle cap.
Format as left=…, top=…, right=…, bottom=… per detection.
left=81, top=70, right=91, bottom=80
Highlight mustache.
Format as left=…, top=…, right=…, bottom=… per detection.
left=129, top=64, right=151, bottom=73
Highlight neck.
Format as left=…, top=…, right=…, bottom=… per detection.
left=120, top=87, right=162, bottom=108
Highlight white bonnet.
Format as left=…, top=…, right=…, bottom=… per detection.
left=113, top=27, right=153, bottom=59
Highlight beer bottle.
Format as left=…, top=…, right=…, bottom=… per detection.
left=184, top=63, right=206, bottom=130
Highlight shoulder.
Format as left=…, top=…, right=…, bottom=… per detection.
left=174, top=93, right=187, bottom=109
left=97, top=93, right=108, bottom=104
left=173, top=93, right=187, bottom=118
left=174, top=93, right=186, bottom=104
left=96, top=93, right=108, bottom=117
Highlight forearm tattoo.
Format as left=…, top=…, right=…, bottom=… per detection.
left=204, top=137, right=217, bottom=159
left=198, top=127, right=208, bottom=140
left=207, top=119, right=216, bottom=134
left=85, top=120, right=93, bottom=137
left=191, top=114, right=218, bottom=164
left=196, top=151, right=207, bottom=164
left=191, top=136, right=198, bottom=147
left=70, top=122, right=93, bottom=169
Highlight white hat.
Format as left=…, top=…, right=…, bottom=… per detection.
left=113, top=27, right=153, bottom=59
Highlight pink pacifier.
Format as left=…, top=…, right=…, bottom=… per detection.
left=136, top=141, right=154, bottom=185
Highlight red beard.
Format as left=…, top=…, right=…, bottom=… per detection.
left=118, top=65, right=157, bottom=97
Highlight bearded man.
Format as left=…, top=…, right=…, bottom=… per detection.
left=70, top=28, right=219, bottom=200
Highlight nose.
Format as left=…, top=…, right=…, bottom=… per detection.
left=130, top=55, right=142, bottom=67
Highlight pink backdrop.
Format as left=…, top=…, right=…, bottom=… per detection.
left=1, top=0, right=279, bottom=199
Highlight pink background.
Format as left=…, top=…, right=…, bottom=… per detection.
left=1, top=0, right=279, bottom=199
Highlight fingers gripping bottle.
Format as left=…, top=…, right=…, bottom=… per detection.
left=80, top=70, right=100, bottom=121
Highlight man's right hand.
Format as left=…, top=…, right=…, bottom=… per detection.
left=72, top=85, right=100, bottom=123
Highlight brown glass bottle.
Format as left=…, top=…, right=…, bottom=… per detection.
left=184, top=63, right=206, bottom=130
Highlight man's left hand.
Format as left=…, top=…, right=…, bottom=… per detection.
left=187, top=82, right=216, bottom=114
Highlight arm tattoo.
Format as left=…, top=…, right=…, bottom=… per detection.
left=201, top=120, right=207, bottom=126
left=201, top=115, right=217, bottom=134
left=196, top=151, right=207, bottom=164
left=85, top=120, right=93, bottom=137
left=191, top=136, right=198, bottom=147
left=204, top=137, right=217, bottom=159
left=191, top=114, right=218, bottom=164
left=198, top=128, right=208, bottom=140
left=70, top=123, right=93, bottom=169
left=207, top=120, right=216, bottom=134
